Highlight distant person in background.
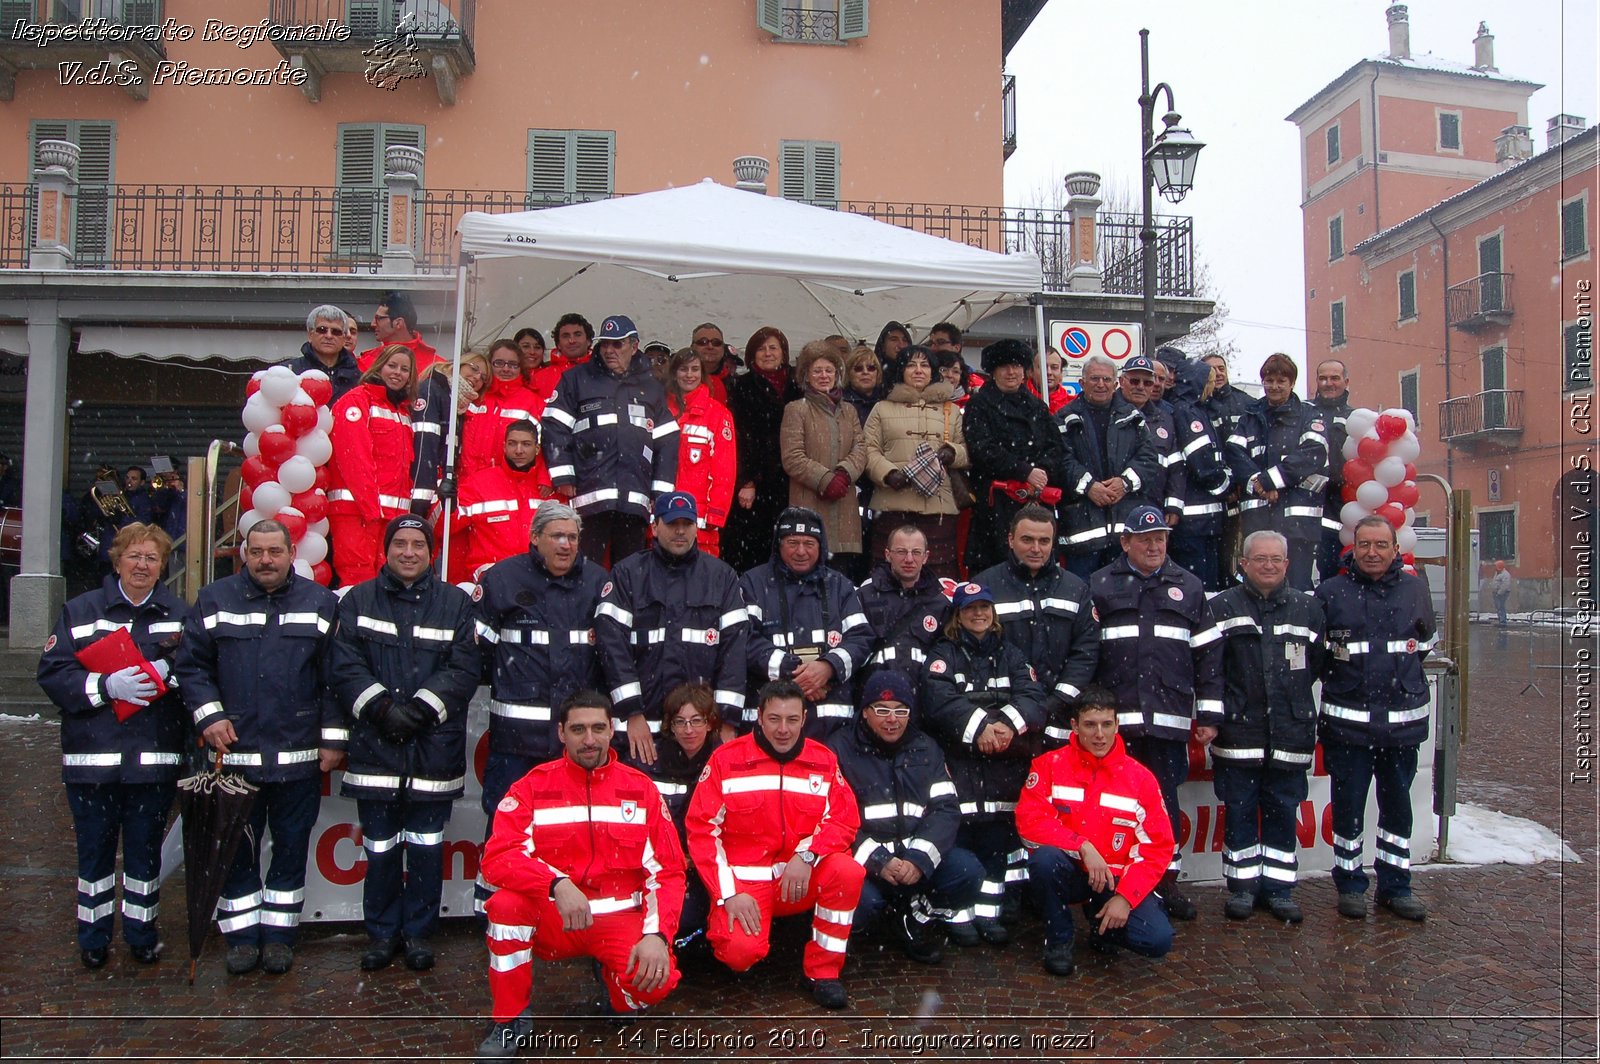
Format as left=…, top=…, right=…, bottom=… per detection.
left=781, top=341, right=868, bottom=577
left=1028, top=347, right=1071, bottom=414
left=528, top=313, right=593, bottom=402
left=842, top=346, right=885, bottom=433
left=1490, top=560, right=1514, bottom=626
left=1312, top=359, right=1353, bottom=583
left=0, top=451, right=18, bottom=507
left=723, top=326, right=799, bottom=575
left=328, top=344, right=417, bottom=585
left=409, top=351, right=488, bottom=517
left=360, top=291, right=438, bottom=375
left=514, top=328, right=546, bottom=386
left=874, top=321, right=912, bottom=373
left=665, top=347, right=737, bottom=557
left=291, top=304, right=362, bottom=402
left=123, top=467, right=155, bottom=525
left=929, top=323, right=983, bottom=398
left=690, top=322, right=738, bottom=405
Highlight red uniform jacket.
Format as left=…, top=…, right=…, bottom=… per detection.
left=528, top=352, right=589, bottom=403
left=685, top=733, right=861, bottom=903
left=1015, top=733, right=1174, bottom=909
left=481, top=750, right=687, bottom=939
left=460, top=377, right=545, bottom=483
left=667, top=385, right=737, bottom=531
left=327, top=382, right=414, bottom=522
left=453, top=463, right=553, bottom=577
left=360, top=333, right=440, bottom=376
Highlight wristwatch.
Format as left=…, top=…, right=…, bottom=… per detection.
left=795, top=850, right=818, bottom=867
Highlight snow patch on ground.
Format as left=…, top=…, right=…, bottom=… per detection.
left=0, top=712, right=51, bottom=725
left=1434, top=803, right=1580, bottom=866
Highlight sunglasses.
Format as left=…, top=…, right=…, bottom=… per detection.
left=312, top=326, right=343, bottom=336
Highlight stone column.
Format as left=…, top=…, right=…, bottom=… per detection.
left=1064, top=171, right=1103, bottom=293
left=9, top=304, right=70, bottom=648
left=30, top=139, right=78, bottom=271
left=382, top=143, right=424, bottom=273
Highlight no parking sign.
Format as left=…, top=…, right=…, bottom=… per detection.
left=1049, top=320, right=1144, bottom=381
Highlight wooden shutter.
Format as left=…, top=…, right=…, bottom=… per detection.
left=839, top=0, right=869, bottom=39
left=527, top=130, right=571, bottom=203
left=336, top=124, right=379, bottom=253
left=756, top=0, right=782, bottom=35
left=572, top=131, right=615, bottom=201
left=121, top=0, right=161, bottom=26
left=0, top=1, right=33, bottom=25
left=809, top=141, right=839, bottom=207
left=31, top=119, right=113, bottom=265
left=778, top=141, right=809, bottom=202
left=346, top=0, right=384, bottom=36
left=1562, top=199, right=1587, bottom=259
left=777, top=140, right=840, bottom=207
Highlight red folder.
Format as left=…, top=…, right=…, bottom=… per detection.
left=75, top=626, right=167, bottom=722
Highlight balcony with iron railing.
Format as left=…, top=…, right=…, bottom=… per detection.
left=265, top=0, right=475, bottom=104
left=1002, top=74, right=1017, bottom=160
left=0, top=182, right=1198, bottom=297
left=1438, top=389, right=1524, bottom=448
left=0, top=0, right=167, bottom=99
left=1446, top=271, right=1514, bottom=332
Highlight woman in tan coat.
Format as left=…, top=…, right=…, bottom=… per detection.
left=781, top=340, right=868, bottom=574
left=861, top=345, right=969, bottom=579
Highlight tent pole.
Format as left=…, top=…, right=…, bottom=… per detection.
left=1033, top=298, right=1049, bottom=398
left=438, top=253, right=473, bottom=584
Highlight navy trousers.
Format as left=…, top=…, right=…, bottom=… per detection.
left=1213, top=761, right=1308, bottom=898
left=853, top=845, right=985, bottom=936
left=217, top=777, right=320, bottom=947
left=1168, top=528, right=1222, bottom=591
left=66, top=781, right=175, bottom=951
left=357, top=796, right=452, bottom=943
left=1323, top=742, right=1419, bottom=899
left=956, top=820, right=1026, bottom=923
left=1120, top=734, right=1189, bottom=874
left=1028, top=845, right=1172, bottom=956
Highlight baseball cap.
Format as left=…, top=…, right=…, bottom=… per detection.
left=1123, top=505, right=1167, bottom=534
left=653, top=491, right=697, bottom=522
left=595, top=315, right=639, bottom=343
left=1120, top=355, right=1157, bottom=376
left=952, top=581, right=995, bottom=608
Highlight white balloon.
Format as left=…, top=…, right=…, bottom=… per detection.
left=277, top=455, right=317, bottom=494
left=1339, top=526, right=1355, bottom=547
left=251, top=369, right=268, bottom=382
left=316, top=406, right=334, bottom=434
left=1345, top=408, right=1379, bottom=439
left=296, top=429, right=332, bottom=466
left=241, top=392, right=280, bottom=434
left=1340, top=501, right=1371, bottom=528
left=260, top=365, right=301, bottom=406
left=289, top=389, right=315, bottom=408
left=297, top=530, right=328, bottom=566
left=1342, top=436, right=1362, bottom=462
left=309, top=518, right=330, bottom=537
left=252, top=480, right=291, bottom=515
left=279, top=505, right=305, bottom=520
left=1355, top=479, right=1389, bottom=510
left=242, top=431, right=260, bottom=458
left=334, top=584, right=354, bottom=601
left=1404, top=507, right=1416, bottom=526
left=292, top=558, right=315, bottom=579
left=300, top=368, right=329, bottom=386
left=1374, top=456, right=1407, bottom=487
left=1397, top=525, right=1418, bottom=554
left=237, top=508, right=266, bottom=536
left=1390, top=432, right=1421, bottom=463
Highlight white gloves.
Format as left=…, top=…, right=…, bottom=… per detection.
left=148, top=659, right=172, bottom=682
left=105, top=665, right=158, bottom=706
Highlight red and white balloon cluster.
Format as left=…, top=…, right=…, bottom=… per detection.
left=1338, top=407, right=1422, bottom=563
left=237, top=365, right=336, bottom=585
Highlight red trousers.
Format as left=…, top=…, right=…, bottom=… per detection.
left=484, top=889, right=680, bottom=1023
left=328, top=514, right=385, bottom=586
left=705, top=853, right=864, bottom=980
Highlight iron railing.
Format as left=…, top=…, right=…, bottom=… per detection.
left=0, top=0, right=167, bottom=52
left=779, top=5, right=838, bottom=41
left=1438, top=389, right=1524, bottom=441
left=1002, top=74, right=1017, bottom=159
left=0, top=183, right=1199, bottom=296
left=267, top=0, right=475, bottom=50
left=1446, top=271, right=1514, bottom=329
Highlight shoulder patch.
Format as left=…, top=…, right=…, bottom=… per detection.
left=1191, top=420, right=1204, bottom=433
left=1310, top=421, right=1326, bottom=432
left=1156, top=426, right=1169, bottom=439
left=497, top=796, right=519, bottom=813
left=1168, top=587, right=1184, bottom=601
left=923, top=615, right=938, bottom=632
left=43, top=634, right=56, bottom=653
left=929, top=659, right=947, bottom=674
left=1026, top=771, right=1039, bottom=789
left=1028, top=665, right=1038, bottom=681
left=601, top=581, right=614, bottom=598
left=470, top=583, right=483, bottom=602
left=721, top=423, right=733, bottom=441
left=698, top=764, right=712, bottom=783
left=345, top=405, right=362, bottom=422
left=412, top=398, right=427, bottom=412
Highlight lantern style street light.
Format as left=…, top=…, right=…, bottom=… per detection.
left=1139, top=28, right=1204, bottom=355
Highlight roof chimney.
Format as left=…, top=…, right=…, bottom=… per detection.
left=1386, top=5, right=1410, bottom=60
left=1548, top=114, right=1588, bottom=150
left=1472, top=22, right=1496, bottom=72
left=1495, top=125, right=1532, bottom=166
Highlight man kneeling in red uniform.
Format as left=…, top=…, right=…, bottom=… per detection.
left=477, top=692, right=685, bottom=1059
left=685, top=679, right=864, bottom=1009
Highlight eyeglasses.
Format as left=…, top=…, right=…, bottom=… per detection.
left=692, top=338, right=724, bottom=347
left=1122, top=377, right=1154, bottom=388
left=312, top=326, right=342, bottom=336
left=887, top=548, right=926, bottom=558
left=373, top=313, right=391, bottom=323
left=490, top=360, right=521, bottom=370
left=671, top=716, right=709, bottom=730
left=868, top=705, right=911, bottom=718
left=1245, top=555, right=1288, bottom=565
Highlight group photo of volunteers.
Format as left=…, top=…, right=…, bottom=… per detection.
left=36, top=298, right=1441, bottom=1063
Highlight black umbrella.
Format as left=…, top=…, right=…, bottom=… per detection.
left=176, top=755, right=259, bottom=984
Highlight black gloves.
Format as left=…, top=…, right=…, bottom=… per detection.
left=884, top=469, right=910, bottom=490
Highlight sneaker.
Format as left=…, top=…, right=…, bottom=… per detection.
left=475, top=1009, right=534, bottom=1062
left=129, top=941, right=163, bottom=964
left=1224, top=891, right=1255, bottom=920
left=361, top=937, right=402, bottom=971
left=899, top=912, right=944, bottom=965
left=1041, top=943, right=1075, bottom=977
left=944, top=920, right=981, bottom=947
left=403, top=940, right=435, bottom=971
left=974, top=917, right=1010, bottom=946
left=1258, top=894, right=1304, bottom=924
left=1336, top=892, right=1368, bottom=919
left=1379, top=893, right=1427, bottom=921
left=224, top=943, right=260, bottom=974
left=80, top=945, right=109, bottom=970
left=805, top=976, right=849, bottom=1010
left=261, top=942, right=294, bottom=975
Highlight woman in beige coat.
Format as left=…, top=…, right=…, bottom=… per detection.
left=781, top=340, right=868, bottom=573
left=861, top=345, right=969, bottom=579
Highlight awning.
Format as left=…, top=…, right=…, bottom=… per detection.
left=76, top=326, right=305, bottom=363
left=0, top=325, right=26, bottom=357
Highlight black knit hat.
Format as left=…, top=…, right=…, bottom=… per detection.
left=384, top=513, right=434, bottom=553
left=980, top=338, right=1034, bottom=374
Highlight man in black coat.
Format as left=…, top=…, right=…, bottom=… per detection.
left=961, top=339, right=1067, bottom=575
left=290, top=304, right=362, bottom=401
left=1312, top=359, right=1354, bottom=581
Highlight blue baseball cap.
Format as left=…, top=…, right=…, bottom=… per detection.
left=952, top=581, right=995, bottom=608
left=1123, top=504, right=1167, bottom=534
left=653, top=491, right=697, bottom=522
left=1120, top=355, right=1157, bottom=376
left=595, top=315, right=639, bottom=343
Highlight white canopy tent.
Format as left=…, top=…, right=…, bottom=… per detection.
left=453, top=180, right=1045, bottom=351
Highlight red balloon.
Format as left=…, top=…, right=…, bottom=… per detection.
left=245, top=377, right=262, bottom=399
left=240, top=455, right=275, bottom=488
left=1389, top=480, right=1420, bottom=508
left=1357, top=436, right=1388, bottom=464
left=239, top=485, right=255, bottom=514
left=1342, top=458, right=1374, bottom=485
left=311, top=560, right=333, bottom=586
left=281, top=403, right=318, bottom=439
left=1401, top=552, right=1416, bottom=567
left=277, top=509, right=308, bottom=543
left=1377, top=502, right=1406, bottom=529
left=299, top=374, right=333, bottom=408
left=1375, top=414, right=1406, bottom=442
left=1404, top=462, right=1417, bottom=482
left=1340, top=483, right=1359, bottom=504
left=314, top=464, right=332, bottom=492
left=291, top=488, right=328, bottom=524
left=259, top=428, right=296, bottom=466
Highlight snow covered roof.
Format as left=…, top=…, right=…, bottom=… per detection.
left=1287, top=53, right=1541, bottom=124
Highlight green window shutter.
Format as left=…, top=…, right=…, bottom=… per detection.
left=1330, top=301, right=1345, bottom=346
left=1328, top=215, right=1342, bottom=259
left=122, top=0, right=161, bottom=27
left=31, top=119, right=114, bottom=265
left=839, top=0, right=869, bottom=39
left=1566, top=324, right=1592, bottom=393
left=1399, top=372, right=1419, bottom=426
left=1398, top=271, right=1416, bottom=320
left=778, top=140, right=839, bottom=207
left=527, top=130, right=570, bottom=203
left=778, top=141, right=809, bottom=202
left=0, top=1, right=33, bottom=27
left=810, top=141, right=839, bottom=207
left=756, top=0, right=782, bottom=35
left=527, top=130, right=615, bottom=203
left=336, top=124, right=380, bottom=254
left=1562, top=199, right=1587, bottom=259
left=346, top=0, right=384, bottom=36
left=572, top=131, right=615, bottom=201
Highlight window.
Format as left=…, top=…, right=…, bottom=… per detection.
left=336, top=123, right=423, bottom=255
left=1398, top=269, right=1417, bottom=321
left=1568, top=322, right=1593, bottom=393
left=526, top=129, right=615, bottom=204
left=757, top=0, right=868, bottom=42
left=1481, top=346, right=1506, bottom=428
left=1328, top=214, right=1344, bottom=260
left=1399, top=369, right=1420, bottom=427
left=1330, top=299, right=1346, bottom=347
left=1438, top=111, right=1462, bottom=152
left=1326, top=124, right=1341, bottom=166
left=779, top=140, right=840, bottom=207
left=30, top=120, right=115, bottom=266
left=1563, top=195, right=1589, bottom=260
left=1479, top=508, right=1516, bottom=562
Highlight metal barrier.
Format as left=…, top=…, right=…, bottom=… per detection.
left=1429, top=656, right=1461, bottom=861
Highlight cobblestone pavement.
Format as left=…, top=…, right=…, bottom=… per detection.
left=1, top=627, right=1594, bottom=1062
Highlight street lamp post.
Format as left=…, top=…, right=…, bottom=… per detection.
left=1139, top=27, right=1204, bottom=356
